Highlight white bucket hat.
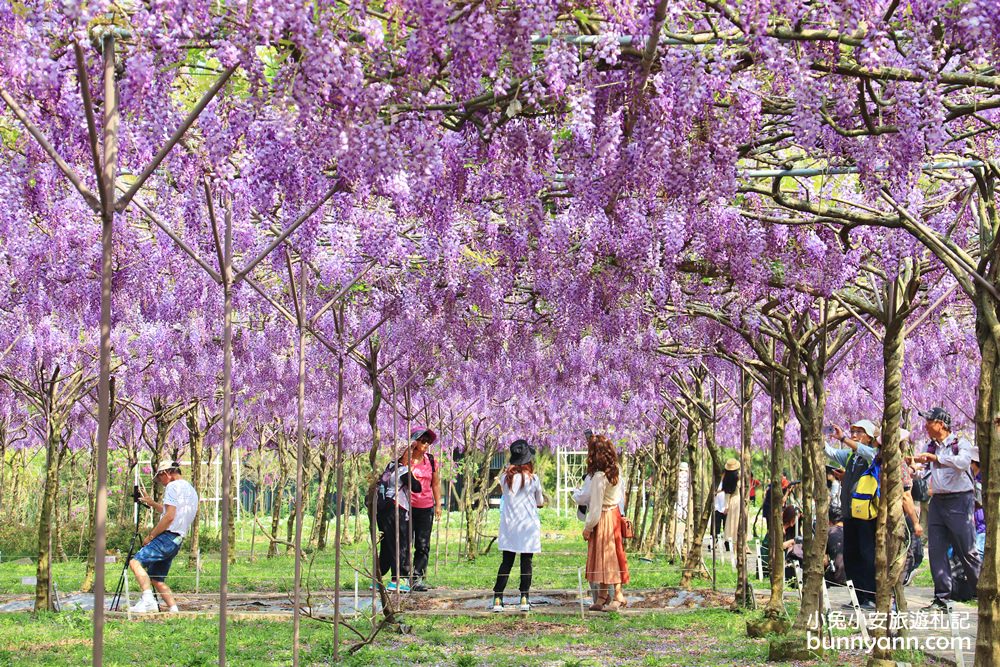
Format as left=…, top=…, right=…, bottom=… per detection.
left=850, top=419, right=879, bottom=439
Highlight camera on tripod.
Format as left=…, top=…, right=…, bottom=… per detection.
left=111, top=484, right=147, bottom=611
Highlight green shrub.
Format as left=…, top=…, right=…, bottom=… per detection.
left=0, top=519, right=37, bottom=560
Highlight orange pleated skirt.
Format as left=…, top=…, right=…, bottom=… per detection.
left=586, top=506, right=630, bottom=585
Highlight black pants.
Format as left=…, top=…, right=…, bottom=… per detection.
left=843, top=516, right=877, bottom=604
left=377, top=500, right=411, bottom=580
left=411, top=506, right=434, bottom=578
left=493, top=551, right=533, bottom=595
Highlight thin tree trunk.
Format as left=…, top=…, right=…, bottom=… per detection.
left=316, top=459, right=336, bottom=550
left=35, top=416, right=64, bottom=611
left=973, top=290, right=1000, bottom=667
left=734, top=370, right=754, bottom=608
left=789, top=360, right=830, bottom=633
left=764, top=377, right=788, bottom=618
left=871, top=300, right=909, bottom=661
left=682, top=410, right=722, bottom=589
left=81, top=448, right=97, bottom=591
left=186, top=410, right=204, bottom=567
left=642, top=440, right=666, bottom=554
left=662, top=421, right=682, bottom=562
left=268, top=433, right=288, bottom=559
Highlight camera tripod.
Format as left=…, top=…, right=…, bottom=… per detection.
left=110, top=485, right=149, bottom=612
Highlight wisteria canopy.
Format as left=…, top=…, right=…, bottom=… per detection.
left=1, top=0, right=999, bottom=665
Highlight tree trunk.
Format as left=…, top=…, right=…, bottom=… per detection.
left=682, top=411, right=722, bottom=589
left=151, top=397, right=168, bottom=505
left=734, top=370, right=754, bottom=608
left=871, top=306, right=909, bottom=661
left=764, top=377, right=788, bottom=618
left=642, top=439, right=666, bottom=554
left=0, top=423, right=6, bottom=516
left=973, top=292, right=1000, bottom=667
left=316, top=463, right=336, bottom=550
left=631, top=452, right=648, bottom=553
left=789, top=361, right=829, bottom=632
left=186, top=410, right=203, bottom=568
left=662, top=421, right=682, bottom=562
left=268, top=432, right=289, bottom=559
left=34, top=416, right=64, bottom=612
left=81, top=449, right=97, bottom=592
left=228, top=451, right=237, bottom=564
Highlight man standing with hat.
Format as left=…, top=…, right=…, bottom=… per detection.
left=129, top=460, right=199, bottom=613
left=827, top=419, right=880, bottom=609
left=912, top=407, right=980, bottom=611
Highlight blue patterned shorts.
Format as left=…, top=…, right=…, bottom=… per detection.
left=133, top=532, right=182, bottom=581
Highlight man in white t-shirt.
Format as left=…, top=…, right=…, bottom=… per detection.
left=129, top=460, right=199, bottom=613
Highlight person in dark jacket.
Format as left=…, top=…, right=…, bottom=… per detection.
left=376, top=456, right=422, bottom=592
left=825, top=505, right=847, bottom=586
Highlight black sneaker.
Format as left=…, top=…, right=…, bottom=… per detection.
left=410, top=578, right=428, bottom=592
left=922, top=598, right=950, bottom=613
left=902, top=568, right=918, bottom=587
left=859, top=600, right=877, bottom=611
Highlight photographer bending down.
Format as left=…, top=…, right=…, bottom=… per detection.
left=129, top=461, right=199, bottom=613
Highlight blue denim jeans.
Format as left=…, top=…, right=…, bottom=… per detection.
left=133, top=532, right=182, bottom=581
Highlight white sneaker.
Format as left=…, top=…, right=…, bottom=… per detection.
left=167, top=605, right=179, bottom=613
left=518, top=595, right=530, bottom=612
left=129, top=597, right=159, bottom=613
left=491, top=595, right=504, bottom=612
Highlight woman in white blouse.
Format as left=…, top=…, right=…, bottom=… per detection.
left=492, top=439, right=545, bottom=612
left=582, top=435, right=630, bottom=611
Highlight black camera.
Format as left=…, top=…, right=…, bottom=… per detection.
left=132, top=484, right=142, bottom=504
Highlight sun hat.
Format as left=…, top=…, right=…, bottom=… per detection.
left=725, top=458, right=739, bottom=471
left=410, top=427, right=437, bottom=445
left=153, top=460, right=180, bottom=480
left=850, top=419, right=879, bottom=439
left=509, top=439, right=535, bottom=466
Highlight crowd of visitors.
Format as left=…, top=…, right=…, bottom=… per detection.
left=370, top=404, right=980, bottom=613
left=758, top=405, right=982, bottom=612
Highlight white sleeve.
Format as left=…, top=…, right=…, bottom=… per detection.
left=534, top=477, right=544, bottom=506
left=572, top=475, right=592, bottom=505
left=584, top=473, right=606, bottom=531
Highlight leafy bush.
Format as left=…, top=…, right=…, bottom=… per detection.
left=0, top=518, right=37, bottom=561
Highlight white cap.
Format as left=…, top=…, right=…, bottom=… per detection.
left=152, top=460, right=180, bottom=480
left=851, top=419, right=879, bottom=439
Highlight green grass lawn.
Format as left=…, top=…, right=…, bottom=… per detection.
left=0, top=507, right=934, bottom=595
left=0, top=607, right=916, bottom=667
left=0, top=509, right=755, bottom=594
left=0, top=508, right=942, bottom=667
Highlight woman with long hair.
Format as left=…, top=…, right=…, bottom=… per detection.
left=492, top=439, right=544, bottom=612
left=722, top=458, right=740, bottom=551
left=400, top=427, right=440, bottom=591
left=582, top=435, right=630, bottom=611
